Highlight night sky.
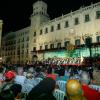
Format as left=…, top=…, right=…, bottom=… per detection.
left=0, top=0, right=100, bottom=35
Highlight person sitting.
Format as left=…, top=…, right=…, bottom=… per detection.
left=65, top=79, right=86, bottom=100
left=22, top=71, right=37, bottom=94
left=26, top=77, right=56, bottom=100
left=80, top=71, right=100, bottom=100
left=1, top=70, right=15, bottom=91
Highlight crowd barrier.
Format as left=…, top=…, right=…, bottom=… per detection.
left=89, top=85, right=100, bottom=92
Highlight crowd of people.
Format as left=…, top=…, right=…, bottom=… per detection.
left=33, top=57, right=83, bottom=66
left=0, top=58, right=100, bottom=100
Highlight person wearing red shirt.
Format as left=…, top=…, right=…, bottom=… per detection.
left=80, top=71, right=100, bottom=100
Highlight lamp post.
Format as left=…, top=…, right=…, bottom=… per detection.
left=81, top=33, right=93, bottom=67
left=85, top=36, right=92, bottom=58
left=85, top=36, right=93, bottom=67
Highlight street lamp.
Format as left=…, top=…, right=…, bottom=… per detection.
left=85, top=36, right=92, bottom=57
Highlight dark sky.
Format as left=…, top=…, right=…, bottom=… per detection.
left=0, top=0, right=100, bottom=35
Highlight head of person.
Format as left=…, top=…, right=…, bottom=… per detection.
left=93, top=66, right=100, bottom=86
left=4, top=71, right=16, bottom=82
left=66, top=79, right=86, bottom=100
left=10, top=84, right=22, bottom=99
left=26, top=77, right=56, bottom=100
left=26, top=71, right=33, bottom=79
left=80, top=71, right=90, bottom=85
left=0, top=89, right=14, bottom=100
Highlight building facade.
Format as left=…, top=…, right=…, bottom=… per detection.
left=0, top=20, right=3, bottom=63
left=1, top=1, right=100, bottom=64
left=0, top=20, right=3, bottom=48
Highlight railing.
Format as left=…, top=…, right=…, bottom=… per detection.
left=89, top=85, right=100, bottom=92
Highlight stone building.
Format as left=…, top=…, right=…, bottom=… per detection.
left=1, top=1, right=100, bottom=64
left=0, top=20, right=3, bottom=48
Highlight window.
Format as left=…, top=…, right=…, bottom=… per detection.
left=34, top=32, right=36, bottom=36
left=22, top=38, right=24, bottom=42
left=75, top=39, right=80, bottom=46
left=57, top=23, right=61, bottom=30
left=75, top=17, right=79, bottom=25
left=57, top=43, right=61, bottom=48
left=17, top=46, right=20, bottom=50
left=34, top=39, right=36, bottom=43
left=21, top=50, right=24, bottom=54
left=96, top=11, right=100, bottom=19
left=96, top=36, right=100, bottom=42
left=64, top=41, right=70, bottom=47
left=40, top=29, right=42, bottom=35
left=26, top=49, right=28, bottom=54
left=33, top=47, right=36, bottom=51
left=26, top=37, right=29, bottom=41
left=45, top=45, right=48, bottom=50
left=26, top=44, right=28, bottom=48
left=65, top=21, right=69, bottom=28
left=51, top=26, right=54, bottom=32
left=45, top=27, right=48, bottom=33
left=22, top=44, right=24, bottom=48
left=17, top=50, right=20, bottom=55
left=85, top=14, right=90, bottom=22
left=18, top=39, right=20, bottom=43
left=40, top=46, right=42, bottom=50
left=50, top=44, right=54, bottom=49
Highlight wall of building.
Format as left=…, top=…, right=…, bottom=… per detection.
left=1, top=1, right=100, bottom=63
